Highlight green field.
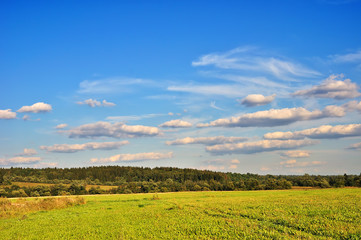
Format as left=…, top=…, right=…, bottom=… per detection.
left=1, top=188, right=360, bottom=239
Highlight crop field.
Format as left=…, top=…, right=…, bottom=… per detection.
left=1, top=188, right=360, bottom=239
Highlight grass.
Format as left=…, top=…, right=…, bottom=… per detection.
left=0, top=188, right=360, bottom=239
left=0, top=196, right=86, bottom=219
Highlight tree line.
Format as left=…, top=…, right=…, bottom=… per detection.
left=0, top=166, right=360, bottom=198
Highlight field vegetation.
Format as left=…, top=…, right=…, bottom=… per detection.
left=0, top=196, right=85, bottom=219
left=0, top=188, right=360, bottom=239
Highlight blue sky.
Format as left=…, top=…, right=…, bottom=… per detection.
left=1, top=0, right=361, bottom=174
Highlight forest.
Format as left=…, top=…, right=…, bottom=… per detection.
left=1, top=166, right=360, bottom=198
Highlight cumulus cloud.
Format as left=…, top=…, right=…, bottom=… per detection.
left=55, top=123, right=68, bottom=129
left=264, top=124, right=361, bottom=140
left=197, top=105, right=345, bottom=128
left=77, top=99, right=116, bottom=107
left=91, top=152, right=173, bottom=163
left=240, top=94, right=276, bottom=107
left=16, top=148, right=38, bottom=156
left=343, top=100, right=361, bottom=113
left=64, top=121, right=160, bottom=139
left=0, top=109, right=16, bottom=119
left=293, top=74, right=361, bottom=99
left=347, top=142, right=361, bottom=150
left=17, top=102, right=52, bottom=113
left=280, top=159, right=325, bottom=168
left=0, top=157, right=42, bottom=166
left=166, top=136, right=247, bottom=146
left=40, top=141, right=129, bottom=153
left=280, top=150, right=310, bottom=158
left=159, top=119, right=192, bottom=128
left=206, top=139, right=317, bottom=155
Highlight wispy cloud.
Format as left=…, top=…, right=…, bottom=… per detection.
left=210, top=101, right=224, bottom=111
left=40, top=141, right=129, bottom=153
left=264, top=124, right=361, bottom=140
left=77, top=99, right=116, bottom=107
left=106, top=113, right=165, bottom=122
left=192, top=47, right=321, bottom=81
left=91, top=152, right=173, bottom=163
left=0, top=156, right=42, bottom=166
left=17, top=102, right=52, bottom=113
left=78, top=77, right=154, bottom=94
left=206, top=139, right=317, bottom=155
left=63, top=121, right=161, bottom=139
left=168, top=84, right=247, bottom=97
left=0, top=109, right=16, bottom=119
left=55, top=123, right=68, bottom=129
left=280, top=150, right=310, bottom=158
left=280, top=159, right=325, bottom=168
left=347, top=142, right=361, bottom=150
left=330, top=50, right=361, bottom=63
left=166, top=136, right=247, bottom=146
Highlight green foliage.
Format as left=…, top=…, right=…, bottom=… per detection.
left=0, top=167, right=360, bottom=198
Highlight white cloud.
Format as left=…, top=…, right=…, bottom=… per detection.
left=55, top=123, right=68, bottom=129
left=231, top=159, right=240, bottom=164
left=264, top=124, right=361, bottom=140
left=0, top=109, right=16, bottom=119
left=331, top=50, right=361, bottom=63
left=206, top=139, right=317, bottom=155
left=40, top=141, right=129, bottom=153
left=22, top=115, right=30, bottom=121
left=16, top=148, right=38, bottom=156
left=343, top=100, right=361, bottom=113
left=33, top=162, right=58, bottom=168
left=229, top=165, right=238, bottom=169
left=77, top=99, right=116, bottom=107
left=293, top=74, right=360, bottom=99
left=159, top=119, right=192, bottom=128
left=347, top=142, right=361, bottom=150
left=78, top=77, right=153, bottom=94
left=0, top=157, right=42, bottom=166
left=166, top=136, right=247, bottom=146
left=198, top=165, right=226, bottom=171
left=210, top=101, right=224, bottom=111
left=192, top=47, right=320, bottom=80
left=64, top=121, right=160, bottom=139
left=168, top=84, right=246, bottom=97
left=240, top=94, right=276, bottom=107
left=280, top=159, right=325, bottom=168
left=197, top=105, right=345, bottom=128
left=280, top=150, right=310, bottom=158
left=91, top=152, right=173, bottom=163
left=18, top=102, right=52, bottom=113
left=106, top=113, right=164, bottom=122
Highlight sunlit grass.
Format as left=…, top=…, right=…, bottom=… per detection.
left=0, top=188, right=360, bottom=239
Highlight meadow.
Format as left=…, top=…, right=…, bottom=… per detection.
left=0, top=188, right=360, bottom=239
